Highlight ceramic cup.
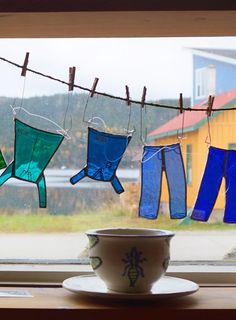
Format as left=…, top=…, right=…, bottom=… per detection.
left=86, top=228, right=174, bottom=293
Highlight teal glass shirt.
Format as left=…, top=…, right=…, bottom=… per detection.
left=0, top=119, right=64, bottom=208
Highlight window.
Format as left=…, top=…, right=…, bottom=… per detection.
left=1, top=9, right=236, bottom=284
left=0, top=37, right=235, bottom=271
left=196, top=67, right=208, bottom=98
left=228, top=143, right=236, bottom=150
left=195, top=65, right=216, bottom=99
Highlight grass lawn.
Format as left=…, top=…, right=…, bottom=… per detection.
left=0, top=205, right=235, bottom=233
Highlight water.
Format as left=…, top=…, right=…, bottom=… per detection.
left=0, top=168, right=140, bottom=189
left=0, top=168, right=140, bottom=213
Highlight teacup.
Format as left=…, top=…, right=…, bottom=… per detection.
left=86, top=228, right=174, bottom=293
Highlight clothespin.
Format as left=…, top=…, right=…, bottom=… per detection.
left=125, top=85, right=131, bottom=106
left=141, top=86, right=147, bottom=108
left=206, top=95, right=214, bottom=117
left=179, top=93, right=184, bottom=114
left=68, top=66, right=76, bottom=91
left=21, top=52, right=29, bottom=77
left=90, top=77, right=99, bottom=97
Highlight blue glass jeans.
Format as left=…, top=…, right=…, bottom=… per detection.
left=191, top=146, right=236, bottom=223
left=139, top=144, right=187, bottom=219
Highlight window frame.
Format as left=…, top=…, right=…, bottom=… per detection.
left=195, top=67, right=208, bottom=99
left=0, top=7, right=236, bottom=285
left=1, top=263, right=236, bottom=285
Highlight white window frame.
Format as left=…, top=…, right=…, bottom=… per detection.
left=195, top=67, right=208, bottom=99
left=195, top=65, right=216, bottom=100
left=207, top=64, right=216, bottom=96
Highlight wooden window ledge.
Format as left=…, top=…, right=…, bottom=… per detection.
left=0, top=286, right=235, bottom=319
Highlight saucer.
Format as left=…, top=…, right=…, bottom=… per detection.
left=63, top=275, right=199, bottom=301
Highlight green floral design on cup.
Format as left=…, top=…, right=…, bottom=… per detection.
left=88, top=235, right=99, bottom=249
left=162, top=256, right=170, bottom=271
left=90, top=256, right=103, bottom=270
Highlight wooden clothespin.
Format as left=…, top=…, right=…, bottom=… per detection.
left=68, top=66, right=76, bottom=91
left=21, top=52, right=29, bottom=77
left=125, top=85, right=131, bottom=106
left=206, top=95, right=214, bottom=116
left=90, top=77, right=99, bottom=97
left=179, top=93, right=184, bottom=114
left=141, top=86, right=147, bottom=108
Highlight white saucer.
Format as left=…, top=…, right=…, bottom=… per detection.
left=63, top=275, right=199, bottom=301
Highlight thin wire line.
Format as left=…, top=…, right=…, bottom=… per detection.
left=1, top=55, right=236, bottom=112
left=205, top=114, right=212, bottom=146
left=18, top=76, right=27, bottom=117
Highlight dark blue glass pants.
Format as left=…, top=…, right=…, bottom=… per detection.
left=191, top=146, right=236, bottom=223
left=139, top=144, right=187, bottom=219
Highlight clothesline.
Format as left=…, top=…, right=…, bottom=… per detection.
left=1, top=55, right=236, bottom=113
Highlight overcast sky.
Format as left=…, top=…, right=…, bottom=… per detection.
left=0, top=36, right=236, bottom=100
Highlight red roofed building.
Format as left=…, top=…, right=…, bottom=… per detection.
left=147, top=88, right=236, bottom=210
left=147, top=47, right=236, bottom=213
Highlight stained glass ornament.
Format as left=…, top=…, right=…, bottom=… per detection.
left=0, top=119, right=64, bottom=208
left=139, top=144, right=187, bottom=219
left=70, top=127, right=132, bottom=194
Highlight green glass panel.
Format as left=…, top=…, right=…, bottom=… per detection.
left=0, top=150, right=6, bottom=170
left=14, top=119, right=64, bottom=182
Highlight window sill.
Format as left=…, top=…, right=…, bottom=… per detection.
left=0, top=263, right=236, bottom=286
left=0, top=286, right=236, bottom=320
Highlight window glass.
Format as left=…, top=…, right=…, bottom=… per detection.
left=228, top=143, right=236, bottom=150
left=0, top=37, right=235, bottom=264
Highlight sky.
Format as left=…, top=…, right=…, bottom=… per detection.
left=0, top=36, right=236, bottom=100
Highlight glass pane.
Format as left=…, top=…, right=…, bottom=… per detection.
left=0, top=37, right=235, bottom=264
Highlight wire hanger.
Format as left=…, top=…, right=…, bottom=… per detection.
left=62, top=66, right=76, bottom=134
left=140, top=86, right=147, bottom=145
left=124, top=85, right=135, bottom=136
left=10, top=52, right=71, bottom=139
left=82, top=77, right=107, bottom=128
left=10, top=106, right=71, bottom=139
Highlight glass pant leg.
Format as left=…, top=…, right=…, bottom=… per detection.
left=0, top=162, right=14, bottom=186
left=164, top=144, right=187, bottom=219
left=111, top=176, right=124, bottom=194
left=224, top=150, right=236, bottom=223
left=191, top=147, right=225, bottom=221
left=37, top=174, right=46, bottom=208
left=139, top=147, right=162, bottom=219
left=70, top=168, right=87, bottom=185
